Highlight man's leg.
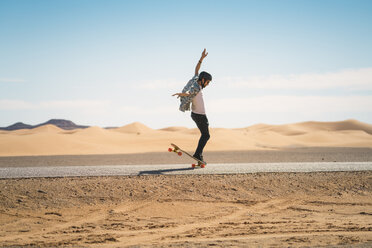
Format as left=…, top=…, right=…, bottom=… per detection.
left=191, top=112, right=210, bottom=161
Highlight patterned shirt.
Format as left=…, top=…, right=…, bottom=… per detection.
left=179, top=75, right=202, bottom=112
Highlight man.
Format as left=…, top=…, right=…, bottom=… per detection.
left=172, top=49, right=212, bottom=164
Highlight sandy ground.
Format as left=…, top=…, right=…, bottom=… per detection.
left=0, top=171, right=371, bottom=247
left=1, top=119, right=371, bottom=247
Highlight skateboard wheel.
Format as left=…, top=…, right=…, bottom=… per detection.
left=192, top=164, right=196, bottom=168
left=201, top=164, right=206, bottom=168
left=178, top=152, right=182, bottom=156
left=168, top=148, right=173, bottom=152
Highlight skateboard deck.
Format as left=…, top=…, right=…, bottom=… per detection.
left=168, top=143, right=206, bottom=168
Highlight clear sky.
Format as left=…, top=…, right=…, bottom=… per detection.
left=1, top=0, right=372, bottom=128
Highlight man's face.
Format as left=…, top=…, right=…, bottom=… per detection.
left=202, top=79, right=211, bottom=88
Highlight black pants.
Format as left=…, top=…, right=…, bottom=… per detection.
left=191, top=112, right=210, bottom=157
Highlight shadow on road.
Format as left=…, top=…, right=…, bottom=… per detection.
left=138, top=167, right=195, bottom=175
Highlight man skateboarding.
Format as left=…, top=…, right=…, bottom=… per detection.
left=172, top=49, right=212, bottom=164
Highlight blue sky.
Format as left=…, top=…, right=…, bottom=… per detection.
left=1, top=0, right=371, bottom=128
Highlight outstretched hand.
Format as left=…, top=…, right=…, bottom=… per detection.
left=172, top=93, right=190, bottom=99
left=172, top=93, right=181, bottom=99
left=201, top=48, right=208, bottom=60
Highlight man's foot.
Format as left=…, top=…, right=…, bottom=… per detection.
left=193, top=154, right=207, bottom=165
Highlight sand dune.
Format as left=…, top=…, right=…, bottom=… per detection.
left=159, top=126, right=189, bottom=132
left=31, top=124, right=64, bottom=133
left=113, top=122, right=153, bottom=134
left=246, top=119, right=372, bottom=134
left=0, top=120, right=371, bottom=156
left=3, top=124, right=64, bottom=136
left=74, top=126, right=112, bottom=136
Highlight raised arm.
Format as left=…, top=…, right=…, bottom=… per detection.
left=194, top=48, right=208, bottom=76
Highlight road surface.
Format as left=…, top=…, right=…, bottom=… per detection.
left=0, top=162, right=371, bottom=178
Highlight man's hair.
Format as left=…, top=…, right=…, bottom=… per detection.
left=199, top=71, right=212, bottom=82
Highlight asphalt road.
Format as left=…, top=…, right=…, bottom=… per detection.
left=0, top=162, right=371, bottom=178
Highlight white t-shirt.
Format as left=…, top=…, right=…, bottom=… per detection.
left=192, top=89, right=206, bottom=115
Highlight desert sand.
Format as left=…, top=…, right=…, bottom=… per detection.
left=1, top=119, right=371, bottom=247
left=0, top=172, right=371, bottom=247
left=0, top=119, right=371, bottom=156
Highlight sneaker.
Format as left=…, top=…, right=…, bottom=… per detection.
left=193, top=154, right=207, bottom=165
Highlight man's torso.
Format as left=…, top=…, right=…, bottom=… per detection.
left=192, top=89, right=206, bottom=115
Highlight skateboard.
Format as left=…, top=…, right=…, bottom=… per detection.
left=168, top=143, right=206, bottom=168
